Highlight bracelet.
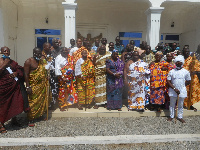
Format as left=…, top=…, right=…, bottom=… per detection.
left=26, top=86, right=31, bottom=89
left=173, top=87, right=176, bottom=90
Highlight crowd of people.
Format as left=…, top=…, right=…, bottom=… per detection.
left=0, top=36, right=200, bottom=134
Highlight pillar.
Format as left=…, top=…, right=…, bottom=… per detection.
left=0, top=8, right=4, bottom=47
left=145, top=7, right=164, bottom=49
left=62, top=0, right=77, bottom=47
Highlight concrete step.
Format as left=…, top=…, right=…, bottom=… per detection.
left=19, top=102, right=200, bottom=118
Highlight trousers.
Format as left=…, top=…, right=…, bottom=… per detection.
left=169, top=96, right=185, bottom=119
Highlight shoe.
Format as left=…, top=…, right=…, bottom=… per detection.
left=28, top=121, right=35, bottom=127
left=167, top=118, right=173, bottom=121
left=177, top=118, right=186, bottom=123
left=0, top=123, right=7, bottom=134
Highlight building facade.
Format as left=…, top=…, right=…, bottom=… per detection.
left=0, top=0, right=200, bottom=65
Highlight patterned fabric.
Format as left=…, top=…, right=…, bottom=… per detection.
left=28, top=59, right=48, bottom=120
left=57, top=55, right=78, bottom=108
left=127, top=60, right=150, bottom=110
left=143, top=53, right=155, bottom=64
left=95, top=51, right=111, bottom=105
left=90, top=49, right=96, bottom=59
left=106, top=58, right=124, bottom=109
left=183, top=56, right=200, bottom=107
left=149, top=61, right=173, bottom=105
left=72, top=46, right=91, bottom=66
left=50, top=47, right=62, bottom=107
left=76, top=58, right=95, bottom=105
left=0, top=60, right=25, bottom=123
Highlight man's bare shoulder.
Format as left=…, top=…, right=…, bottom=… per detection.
left=24, top=57, right=34, bottom=65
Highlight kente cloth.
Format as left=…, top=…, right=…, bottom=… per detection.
left=95, top=52, right=111, bottom=105
left=106, top=58, right=124, bottom=109
left=127, top=60, right=150, bottom=110
left=57, top=55, right=78, bottom=108
left=72, top=46, right=91, bottom=66
left=0, top=60, right=25, bottom=123
left=27, top=59, right=48, bottom=120
left=149, top=61, right=174, bottom=105
left=183, top=56, right=200, bottom=107
left=75, top=58, right=95, bottom=105
left=90, top=49, right=96, bottom=59
left=143, top=53, right=155, bottom=64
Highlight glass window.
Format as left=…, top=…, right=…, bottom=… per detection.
left=35, top=29, right=61, bottom=35
left=36, top=37, right=47, bottom=50
left=119, top=32, right=142, bottom=38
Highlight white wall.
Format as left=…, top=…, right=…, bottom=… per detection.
left=1, top=0, right=18, bottom=60
left=16, top=1, right=65, bottom=66
left=179, top=4, right=200, bottom=51
left=76, top=0, right=149, bottom=44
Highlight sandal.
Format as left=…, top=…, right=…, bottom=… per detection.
left=93, top=105, right=99, bottom=109
left=190, top=106, right=197, bottom=112
left=177, top=118, right=186, bottom=123
left=28, top=121, right=35, bottom=127
left=0, top=123, right=7, bottom=134
left=118, top=109, right=122, bottom=111
left=157, top=107, right=161, bottom=113
left=60, top=108, right=66, bottom=112
left=78, top=105, right=83, bottom=110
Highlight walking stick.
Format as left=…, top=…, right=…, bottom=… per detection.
left=188, top=54, right=196, bottom=110
left=46, top=69, right=50, bottom=121
left=175, top=94, right=179, bottom=124
left=85, top=79, right=87, bottom=111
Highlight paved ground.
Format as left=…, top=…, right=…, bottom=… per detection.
left=1, top=102, right=200, bottom=149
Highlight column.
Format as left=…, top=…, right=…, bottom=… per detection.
left=145, top=7, right=164, bottom=49
left=62, top=0, right=77, bottom=47
left=0, top=8, right=4, bottom=47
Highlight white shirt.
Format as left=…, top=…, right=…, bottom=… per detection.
left=55, top=54, right=68, bottom=76
left=167, top=68, right=191, bottom=98
left=75, top=58, right=84, bottom=76
left=69, top=47, right=78, bottom=56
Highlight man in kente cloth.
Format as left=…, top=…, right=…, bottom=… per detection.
left=0, top=47, right=29, bottom=133
left=93, top=45, right=111, bottom=109
left=55, top=47, right=77, bottom=111
left=183, top=47, right=200, bottom=111
left=75, top=50, right=95, bottom=110
left=24, top=47, right=49, bottom=126
left=72, top=38, right=91, bottom=66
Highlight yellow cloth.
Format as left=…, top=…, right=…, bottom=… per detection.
left=28, top=59, right=48, bottom=120
left=183, top=56, right=200, bottom=107
left=72, top=46, right=91, bottom=66
left=76, top=58, right=95, bottom=105
left=95, top=51, right=111, bottom=104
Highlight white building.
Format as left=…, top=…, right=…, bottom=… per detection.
left=0, top=0, right=200, bottom=65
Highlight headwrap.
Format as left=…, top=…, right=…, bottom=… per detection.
left=174, top=55, right=184, bottom=64
left=155, top=51, right=163, bottom=57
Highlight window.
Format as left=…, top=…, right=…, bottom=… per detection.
left=35, top=29, right=61, bottom=50
left=119, top=32, right=142, bottom=47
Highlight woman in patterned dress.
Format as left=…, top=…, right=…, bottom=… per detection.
left=106, top=50, right=124, bottom=111
left=124, top=50, right=150, bottom=112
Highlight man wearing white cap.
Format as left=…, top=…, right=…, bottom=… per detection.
left=167, top=55, right=191, bottom=123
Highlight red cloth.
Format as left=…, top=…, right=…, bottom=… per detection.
left=0, top=60, right=24, bottom=123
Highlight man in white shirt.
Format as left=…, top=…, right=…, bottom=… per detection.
left=69, top=38, right=82, bottom=56
left=167, top=55, right=191, bottom=123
